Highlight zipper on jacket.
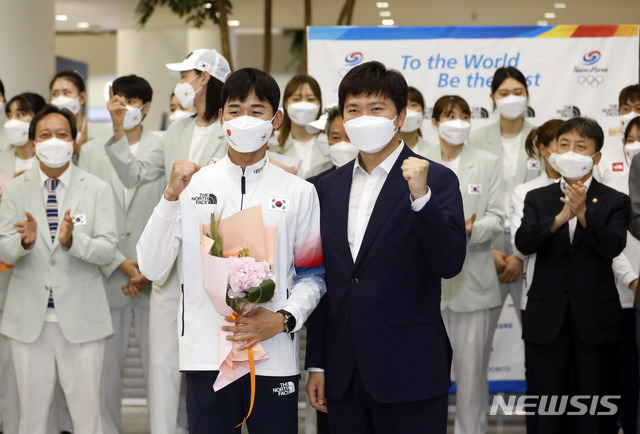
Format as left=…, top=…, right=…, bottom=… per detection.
left=181, top=284, right=185, bottom=337
left=240, top=168, right=246, bottom=210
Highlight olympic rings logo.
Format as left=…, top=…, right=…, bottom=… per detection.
left=577, top=75, right=604, bottom=88
left=582, top=51, right=601, bottom=66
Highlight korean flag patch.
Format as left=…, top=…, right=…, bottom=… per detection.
left=468, top=184, right=481, bottom=195
left=269, top=198, right=289, bottom=212
left=73, top=214, right=86, bottom=225
left=527, top=159, right=540, bottom=170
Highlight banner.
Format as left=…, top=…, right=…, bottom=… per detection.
left=308, top=25, right=639, bottom=392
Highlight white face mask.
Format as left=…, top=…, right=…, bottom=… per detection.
left=625, top=142, right=640, bottom=161
left=344, top=115, right=397, bottom=154
left=546, top=152, right=562, bottom=173
left=555, top=151, right=596, bottom=181
left=51, top=96, right=81, bottom=115
left=173, top=76, right=202, bottom=110
left=399, top=109, right=423, bottom=133
left=621, top=112, right=640, bottom=130
left=35, top=137, right=74, bottom=168
left=437, top=119, right=471, bottom=146
left=4, top=119, right=30, bottom=146
left=287, top=101, right=320, bottom=127
left=496, top=95, right=527, bottom=120
left=223, top=115, right=274, bottom=153
left=329, top=141, right=358, bottom=167
left=169, top=109, right=193, bottom=124
left=123, top=105, right=143, bottom=131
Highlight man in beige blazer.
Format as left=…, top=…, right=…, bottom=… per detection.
left=79, top=74, right=166, bottom=434
left=0, top=105, right=117, bottom=434
left=102, top=49, right=229, bottom=434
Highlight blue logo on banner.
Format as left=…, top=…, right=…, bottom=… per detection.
left=345, top=52, right=363, bottom=65
left=582, top=51, right=601, bottom=66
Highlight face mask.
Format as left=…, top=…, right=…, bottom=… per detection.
left=123, top=105, right=143, bottom=131
left=621, top=112, right=640, bottom=130
left=287, top=102, right=320, bottom=127
left=625, top=142, right=640, bottom=161
left=329, top=141, right=358, bottom=167
left=35, top=137, right=74, bottom=168
left=51, top=96, right=81, bottom=115
left=173, top=76, right=202, bottom=110
left=437, top=119, right=471, bottom=146
left=496, top=95, right=527, bottom=120
left=344, top=115, right=397, bottom=154
left=546, top=152, right=562, bottom=173
left=169, top=109, right=193, bottom=123
left=4, top=119, right=30, bottom=146
left=555, top=151, right=596, bottom=181
left=223, top=115, right=274, bottom=153
left=399, top=109, right=423, bottom=133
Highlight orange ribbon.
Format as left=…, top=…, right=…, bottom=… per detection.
left=0, top=262, right=14, bottom=272
left=230, top=313, right=256, bottom=429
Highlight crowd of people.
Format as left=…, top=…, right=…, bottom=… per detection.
left=0, top=46, right=638, bottom=434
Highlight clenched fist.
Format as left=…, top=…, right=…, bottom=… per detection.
left=401, top=157, right=429, bottom=200
left=107, top=85, right=128, bottom=141
left=164, top=160, right=201, bottom=201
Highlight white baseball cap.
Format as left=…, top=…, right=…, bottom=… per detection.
left=166, top=49, right=231, bottom=83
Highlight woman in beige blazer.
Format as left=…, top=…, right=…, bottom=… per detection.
left=425, top=95, right=505, bottom=434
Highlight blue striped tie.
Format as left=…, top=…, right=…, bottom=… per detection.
left=45, top=178, right=59, bottom=308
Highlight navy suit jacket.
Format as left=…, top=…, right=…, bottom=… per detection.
left=305, top=144, right=466, bottom=404
left=515, top=179, right=629, bottom=346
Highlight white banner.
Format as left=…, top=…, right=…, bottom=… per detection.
left=308, top=25, right=639, bottom=392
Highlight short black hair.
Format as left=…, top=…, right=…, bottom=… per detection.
left=50, top=70, right=86, bottom=93
left=324, top=106, right=342, bottom=136
left=338, top=61, right=407, bottom=115
left=112, top=74, right=153, bottom=104
left=0, top=78, right=4, bottom=100
left=221, top=68, right=280, bottom=115
left=556, top=117, right=604, bottom=152
left=491, top=67, right=528, bottom=95
left=619, top=84, right=640, bottom=107
left=193, top=70, right=224, bottom=122
left=624, top=116, right=640, bottom=142
left=28, top=104, right=77, bottom=141
left=6, top=92, right=47, bottom=117
left=432, top=95, right=471, bottom=121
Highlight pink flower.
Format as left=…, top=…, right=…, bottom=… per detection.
left=227, top=256, right=274, bottom=296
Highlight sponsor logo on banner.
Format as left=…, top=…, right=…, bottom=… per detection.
left=471, top=107, right=489, bottom=119
left=556, top=105, right=581, bottom=118
left=613, top=162, right=624, bottom=172
left=339, top=52, right=364, bottom=77
left=574, top=50, right=608, bottom=88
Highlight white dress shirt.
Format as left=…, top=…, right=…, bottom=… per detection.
left=347, top=142, right=430, bottom=261
left=38, top=163, right=73, bottom=322
left=559, top=176, right=593, bottom=243
left=501, top=133, right=521, bottom=230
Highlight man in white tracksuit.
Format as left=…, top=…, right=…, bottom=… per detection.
left=137, top=68, right=325, bottom=433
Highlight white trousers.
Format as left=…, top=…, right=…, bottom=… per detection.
left=101, top=304, right=150, bottom=434
left=10, top=323, right=105, bottom=434
left=149, top=267, right=188, bottom=434
left=0, top=311, right=19, bottom=434
left=442, top=307, right=491, bottom=434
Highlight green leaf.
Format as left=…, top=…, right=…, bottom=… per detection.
left=244, top=279, right=275, bottom=303
left=135, top=0, right=234, bottom=29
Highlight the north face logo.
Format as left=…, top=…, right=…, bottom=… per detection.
left=273, top=381, right=295, bottom=396
left=191, top=193, right=217, bottom=205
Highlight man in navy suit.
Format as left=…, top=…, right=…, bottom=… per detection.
left=305, top=61, right=466, bottom=433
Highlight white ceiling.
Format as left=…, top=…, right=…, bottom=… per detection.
left=54, top=0, right=640, bottom=33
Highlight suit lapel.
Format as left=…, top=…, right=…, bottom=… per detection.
left=328, top=163, right=354, bottom=266
left=25, top=169, right=54, bottom=250
left=569, top=179, right=601, bottom=255
left=55, top=169, right=86, bottom=250
left=354, top=146, right=409, bottom=267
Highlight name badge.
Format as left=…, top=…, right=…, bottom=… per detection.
left=269, top=197, right=289, bottom=212
left=527, top=159, right=540, bottom=170
left=468, top=185, right=481, bottom=194
left=612, top=162, right=624, bottom=172
left=73, top=214, right=87, bottom=225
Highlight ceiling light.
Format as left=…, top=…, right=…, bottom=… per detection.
left=55, top=14, right=68, bottom=22
left=77, top=22, right=89, bottom=29
left=228, top=20, right=240, bottom=26
left=554, top=2, right=566, bottom=8
left=203, top=2, right=212, bottom=8
left=381, top=19, right=395, bottom=26
left=537, top=20, right=549, bottom=26
left=376, top=2, right=389, bottom=8
left=544, top=12, right=556, bottom=19
left=379, top=11, right=392, bottom=17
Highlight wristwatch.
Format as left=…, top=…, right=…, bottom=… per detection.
left=277, top=309, right=296, bottom=333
